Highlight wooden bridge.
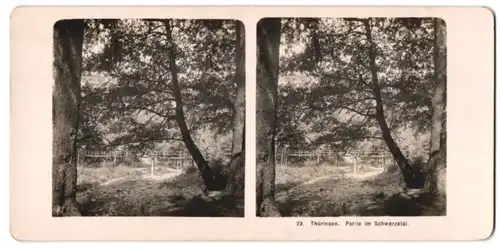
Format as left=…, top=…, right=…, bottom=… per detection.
left=78, top=149, right=232, bottom=176
left=275, top=148, right=408, bottom=174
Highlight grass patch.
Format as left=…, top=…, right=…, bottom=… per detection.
left=276, top=164, right=348, bottom=192
left=77, top=165, right=147, bottom=189
left=275, top=163, right=445, bottom=217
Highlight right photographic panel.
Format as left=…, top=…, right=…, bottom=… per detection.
left=256, top=17, right=446, bottom=217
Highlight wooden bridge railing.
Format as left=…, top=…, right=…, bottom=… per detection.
left=274, top=148, right=408, bottom=169
left=78, top=149, right=232, bottom=174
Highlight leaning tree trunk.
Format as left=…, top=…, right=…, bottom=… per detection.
left=224, top=21, right=246, bottom=197
left=363, top=19, right=423, bottom=189
left=256, top=18, right=281, bottom=217
left=424, top=18, right=447, bottom=195
left=52, top=19, right=86, bottom=216
left=164, top=20, right=224, bottom=191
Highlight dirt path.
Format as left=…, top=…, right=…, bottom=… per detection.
left=98, top=169, right=182, bottom=186
left=276, top=166, right=385, bottom=201
left=77, top=171, right=243, bottom=217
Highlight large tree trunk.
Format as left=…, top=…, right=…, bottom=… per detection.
left=164, top=20, right=225, bottom=191
left=424, top=18, right=447, bottom=195
left=223, top=151, right=245, bottom=197
left=363, top=19, right=424, bottom=189
left=224, top=21, right=246, bottom=197
left=52, top=19, right=86, bottom=216
left=256, top=18, right=281, bottom=217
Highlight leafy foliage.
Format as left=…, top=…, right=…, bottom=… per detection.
left=277, top=18, right=437, bottom=156
left=78, top=19, right=240, bottom=158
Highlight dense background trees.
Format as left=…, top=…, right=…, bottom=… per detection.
left=53, top=19, right=245, bottom=216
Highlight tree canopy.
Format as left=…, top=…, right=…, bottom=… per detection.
left=79, top=19, right=241, bottom=162
left=276, top=18, right=436, bottom=161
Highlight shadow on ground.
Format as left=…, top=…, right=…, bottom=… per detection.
left=149, top=194, right=244, bottom=217
left=77, top=171, right=244, bottom=217
left=276, top=169, right=446, bottom=217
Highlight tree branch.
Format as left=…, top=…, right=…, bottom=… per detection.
left=353, top=66, right=375, bottom=90
left=109, top=72, right=173, bottom=94
left=314, top=135, right=384, bottom=146
left=106, top=137, right=184, bottom=148
left=338, top=105, right=376, bottom=117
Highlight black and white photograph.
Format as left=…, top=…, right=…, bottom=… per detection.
left=256, top=17, right=446, bottom=217
left=10, top=6, right=495, bottom=241
left=52, top=18, right=245, bottom=217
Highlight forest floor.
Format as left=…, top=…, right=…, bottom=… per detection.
left=75, top=165, right=244, bottom=217
left=275, top=164, right=446, bottom=217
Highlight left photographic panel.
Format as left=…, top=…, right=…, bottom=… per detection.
left=52, top=19, right=245, bottom=217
